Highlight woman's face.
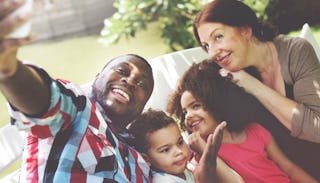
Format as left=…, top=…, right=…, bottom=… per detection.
left=197, top=22, right=252, bottom=71
left=180, top=91, right=218, bottom=137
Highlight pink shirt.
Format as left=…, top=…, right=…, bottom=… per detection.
left=218, top=123, right=291, bottom=183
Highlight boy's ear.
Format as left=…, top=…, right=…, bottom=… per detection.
left=141, top=153, right=151, bottom=166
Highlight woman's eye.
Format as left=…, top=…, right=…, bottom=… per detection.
left=215, top=34, right=223, bottom=41
left=202, top=43, right=209, bottom=51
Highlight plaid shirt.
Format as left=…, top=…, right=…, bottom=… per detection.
left=9, top=65, right=151, bottom=183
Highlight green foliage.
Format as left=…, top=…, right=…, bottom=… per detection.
left=242, top=0, right=269, bottom=19
left=100, top=0, right=320, bottom=51
left=100, top=0, right=210, bottom=51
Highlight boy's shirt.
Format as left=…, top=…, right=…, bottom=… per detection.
left=151, top=169, right=195, bottom=183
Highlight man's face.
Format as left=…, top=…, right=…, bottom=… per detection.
left=92, top=55, right=154, bottom=128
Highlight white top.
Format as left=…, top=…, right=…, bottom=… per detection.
left=152, top=169, right=195, bottom=183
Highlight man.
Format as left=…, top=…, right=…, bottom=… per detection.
left=0, top=0, right=223, bottom=182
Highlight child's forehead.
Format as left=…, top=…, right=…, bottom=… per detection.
left=147, top=124, right=182, bottom=144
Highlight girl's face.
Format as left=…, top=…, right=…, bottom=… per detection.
left=197, top=22, right=252, bottom=71
left=181, top=91, right=218, bottom=137
left=145, top=123, right=191, bottom=178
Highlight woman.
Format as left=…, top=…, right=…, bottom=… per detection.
left=192, top=0, right=320, bottom=180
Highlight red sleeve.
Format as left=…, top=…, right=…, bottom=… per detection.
left=247, top=123, right=271, bottom=147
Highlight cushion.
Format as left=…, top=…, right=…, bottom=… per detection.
left=145, top=47, right=208, bottom=111
left=299, top=23, right=320, bottom=61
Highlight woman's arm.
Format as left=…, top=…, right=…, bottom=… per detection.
left=267, top=136, right=318, bottom=183
left=224, top=39, right=320, bottom=143
left=229, top=70, right=296, bottom=131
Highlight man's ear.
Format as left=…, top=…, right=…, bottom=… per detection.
left=141, top=153, right=152, bottom=166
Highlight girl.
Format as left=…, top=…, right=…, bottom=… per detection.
left=167, top=60, right=317, bottom=183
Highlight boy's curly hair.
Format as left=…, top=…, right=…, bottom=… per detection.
left=128, top=108, right=177, bottom=153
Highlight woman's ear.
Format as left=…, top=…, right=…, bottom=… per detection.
left=141, top=153, right=152, bottom=166
left=240, top=26, right=253, bottom=39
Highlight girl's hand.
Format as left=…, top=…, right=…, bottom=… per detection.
left=194, top=121, right=226, bottom=183
left=188, top=131, right=206, bottom=156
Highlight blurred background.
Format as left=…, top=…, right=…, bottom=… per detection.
left=0, top=0, right=320, bottom=178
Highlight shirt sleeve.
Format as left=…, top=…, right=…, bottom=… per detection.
left=8, top=64, right=86, bottom=138
left=287, top=38, right=320, bottom=142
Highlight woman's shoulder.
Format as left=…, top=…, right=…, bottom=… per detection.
left=273, top=34, right=317, bottom=82
left=274, top=34, right=312, bottom=52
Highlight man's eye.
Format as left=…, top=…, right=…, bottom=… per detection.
left=136, top=80, right=145, bottom=88
left=115, top=68, right=127, bottom=75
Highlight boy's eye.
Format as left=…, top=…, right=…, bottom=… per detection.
left=178, top=138, right=185, bottom=146
left=160, top=148, right=170, bottom=153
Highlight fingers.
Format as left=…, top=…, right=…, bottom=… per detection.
left=194, top=121, right=227, bottom=165
left=188, top=132, right=206, bottom=155
left=219, top=68, right=229, bottom=77
left=0, top=0, right=31, bottom=37
left=0, top=0, right=26, bottom=18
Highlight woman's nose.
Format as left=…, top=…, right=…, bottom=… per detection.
left=207, top=44, right=222, bottom=60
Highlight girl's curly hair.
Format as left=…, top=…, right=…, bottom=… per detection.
left=166, top=59, right=264, bottom=133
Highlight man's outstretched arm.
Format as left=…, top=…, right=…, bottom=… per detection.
left=0, top=0, right=50, bottom=116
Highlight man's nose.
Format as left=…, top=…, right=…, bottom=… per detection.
left=122, top=76, right=136, bottom=87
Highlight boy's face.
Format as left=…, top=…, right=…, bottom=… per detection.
left=181, top=91, right=218, bottom=137
left=145, top=123, right=191, bottom=178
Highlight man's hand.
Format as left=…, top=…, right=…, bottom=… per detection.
left=194, top=121, right=226, bottom=183
left=0, top=0, right=31, bottom=36
left=0, top=0, right=32, bottom=80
